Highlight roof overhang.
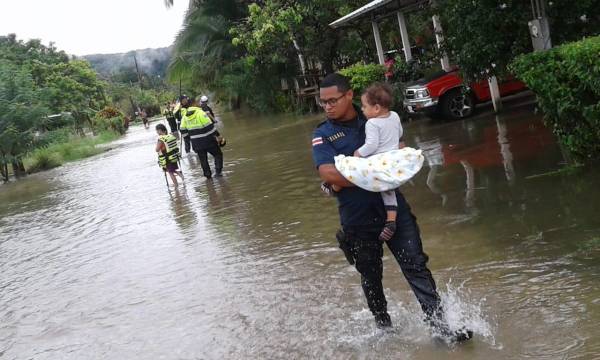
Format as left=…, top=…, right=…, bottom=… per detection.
left=329, top=0, right=430, bottom=29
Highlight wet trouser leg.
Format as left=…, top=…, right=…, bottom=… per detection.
left=167, top=118, right=180, bottom=139
left=183, top=136, right=191, bottom=153
left=167, top=118, right=178, bottom=133
left=194, top=146, right=212, bottom=178
left=386, top=192, right=442, bottom=319
left=206, top=145, right=223, bottom=175
left=345, top=229, right=387, bottom=316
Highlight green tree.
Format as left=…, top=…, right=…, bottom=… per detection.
left=0, top=61, right=48, bottom=180
left=30, top=59, right=107, bottom=133
left=0, top=34, right=68, bottom=66
left=169, top=0, right=368, bottom=112
left=437, top=0, right=532, bottom=81
left=167, top=0, right=254, bottom=108
left=437, top=0, right=600, bottom=81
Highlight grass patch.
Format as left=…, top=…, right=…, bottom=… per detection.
left=23, top=131, right=120, bottom=173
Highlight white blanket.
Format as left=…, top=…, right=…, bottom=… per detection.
left=334, top=148, right=424, bottom=192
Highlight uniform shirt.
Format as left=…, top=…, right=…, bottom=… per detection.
left=200, top=103, right=215, bottom=119
left=312, top=109, right=390, bottom=227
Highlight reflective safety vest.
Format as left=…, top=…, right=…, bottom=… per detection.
left=163, top=108, right=175, bottom=119
left=174, top=104, right=186, bottom=120
left=158, top=134, right=180, bottom=168
left=179, top=106, right=215, bottom=141
left=176, top=106, right=189, bottom=137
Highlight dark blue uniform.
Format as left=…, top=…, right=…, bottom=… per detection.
left=312, top=110, right=442, bottom=320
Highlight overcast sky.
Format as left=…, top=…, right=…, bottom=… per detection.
left=0, top=0, right=188, bottom=55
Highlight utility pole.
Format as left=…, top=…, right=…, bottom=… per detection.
left=133, top=53, right=143, bottom=88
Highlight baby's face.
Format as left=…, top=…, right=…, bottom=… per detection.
left=361, top=94, right=380, bottom=119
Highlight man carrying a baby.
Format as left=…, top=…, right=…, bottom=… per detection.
left=311, top=73, right=471, bottom=341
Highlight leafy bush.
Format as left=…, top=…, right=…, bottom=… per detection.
left=25, top=147, right=63, bottom=171
left=391, top=58, right=425, bottom=83
left=95, top=117, right=126, bottom=135
left=339, top=63, right=386, bottom=94
left=94, top=107, right=126, bottom=135
left=510, top=36, right=600, bottom=161
left=96, top=106, right=122, bottom=119
left=24, top=131, right=118, bottom=172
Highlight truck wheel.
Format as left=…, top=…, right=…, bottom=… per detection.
left=440, top=88, right=475, bottom=120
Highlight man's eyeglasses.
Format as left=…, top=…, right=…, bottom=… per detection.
left=318, top=94, right=346, bottom=108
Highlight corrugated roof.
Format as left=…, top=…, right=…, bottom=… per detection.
left=329, top=0, right=428, bottom=28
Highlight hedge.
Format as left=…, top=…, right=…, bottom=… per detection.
left=510, top=36, right=600, bottom=161
left=339, top=63, right=386, bottom=94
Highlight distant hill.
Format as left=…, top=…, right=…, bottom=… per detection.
left=83, top=47, right=172, bottom=79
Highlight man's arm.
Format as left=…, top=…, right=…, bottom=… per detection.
left=207, top=105, right=215, bottom=118
left=312, top=128, right=354, bottom=188
left=318, top=164, right=354, bottom=187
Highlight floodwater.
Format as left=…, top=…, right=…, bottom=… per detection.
left=1, top=100, right=599, bottom=359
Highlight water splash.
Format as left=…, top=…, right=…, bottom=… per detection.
left=438, top=279, right=500, bottom=348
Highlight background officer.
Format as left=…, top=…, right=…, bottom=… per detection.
left=180, top=97, right=224, bottom=178
left=311, top=73, right=471, bottom=341
left=175, top=95, right=191, bottom=153
left=199, top=95, right=216, bottom=122
left=163, top=102, right=179, bottom=138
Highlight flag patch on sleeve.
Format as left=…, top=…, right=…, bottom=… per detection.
left=312, top=137, right=324, bottom=146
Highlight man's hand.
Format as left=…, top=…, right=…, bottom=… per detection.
left=320, top=182, right=334, bottom=197
left=318, top=164, right=354, bottom=188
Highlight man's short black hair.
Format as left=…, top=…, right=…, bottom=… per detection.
left=155, top=124, right=168, bottom=133
left=320, top=73, right=351, bottom=93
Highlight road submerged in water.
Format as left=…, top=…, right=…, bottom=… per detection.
left=1, top=102, right=599, bottom=359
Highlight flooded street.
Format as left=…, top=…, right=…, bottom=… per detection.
left=1, top=102, right=599, bottom=359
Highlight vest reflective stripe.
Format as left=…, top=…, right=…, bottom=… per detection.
left=158, top=134, right=180, bottom=167
left=161, top=134, right=179, bottom=152
left=190, top=128, right=216, bottom=139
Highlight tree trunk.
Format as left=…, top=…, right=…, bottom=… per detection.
left=291, top=36, right=308, bottom=85
left=11, top=160, right=26, bottom=178
left=1, top=163, right=8, bottom=182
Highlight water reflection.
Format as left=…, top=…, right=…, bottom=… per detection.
left=168, top=187, right=198, bottom=234
left=1, top=106, right=599, bottom=359
left=495, top=115, right=516, bottom=185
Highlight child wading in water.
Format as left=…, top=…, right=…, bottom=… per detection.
left=155, top=124, right=184, bottom=186
left=354, top=83, right=403, bottom=242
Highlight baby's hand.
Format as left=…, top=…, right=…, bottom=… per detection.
left=353, top=150, right=362, bottom=157
left=331, top=184, right=342, bottom=192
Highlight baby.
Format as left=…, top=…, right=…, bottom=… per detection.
left=354, top=83, right=403, bottom=242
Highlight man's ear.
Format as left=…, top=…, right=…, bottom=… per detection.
left=346, top=90, right=354, bottom=100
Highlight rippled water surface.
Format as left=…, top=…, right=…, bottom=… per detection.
left=1, top=103, right=599, bottom=359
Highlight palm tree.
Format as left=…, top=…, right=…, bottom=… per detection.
left=166, top=1, right=245, bottom=94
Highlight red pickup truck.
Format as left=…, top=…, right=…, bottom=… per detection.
left=403, top=69, right=527, bottom=119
